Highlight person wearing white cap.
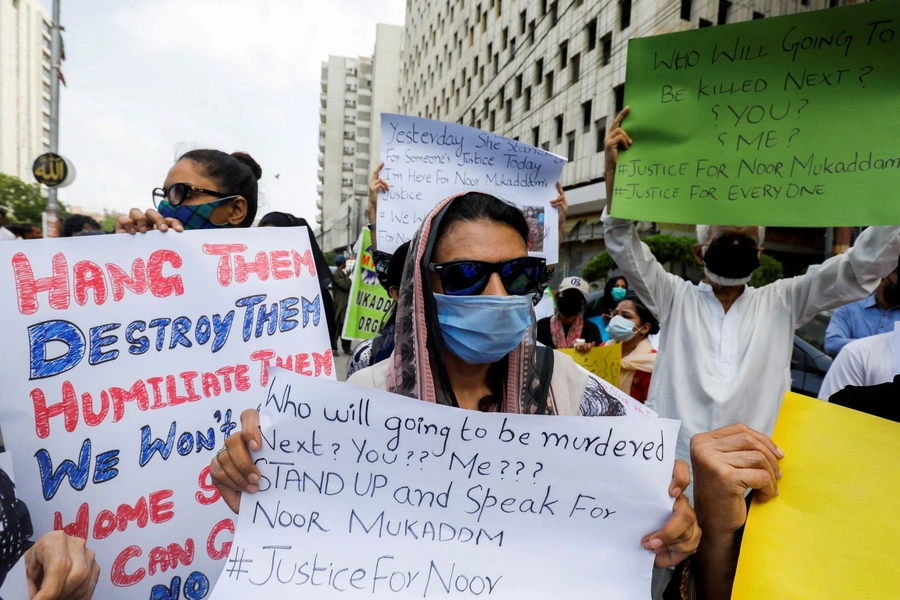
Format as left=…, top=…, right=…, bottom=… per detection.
left=535, top=276, right=602, bottom=353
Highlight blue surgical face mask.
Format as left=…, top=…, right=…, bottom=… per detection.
left=157, top=196, right=236, bottom=230
left=611, top=287, right=628, bottom=302
left=434, top=293, right=533, bottom=365
left=607, top=315, right=639, bottom=342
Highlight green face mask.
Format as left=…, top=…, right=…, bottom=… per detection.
left=157, top=197, right=236, bottom=230
left=611, top=287, right=628, bottom=302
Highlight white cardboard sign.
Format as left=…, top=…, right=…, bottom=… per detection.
left=378, top=114, right=567, bottom=264
left=212, top=370, right=679, bottom=599
left=0, top=229, right=333, bottom=599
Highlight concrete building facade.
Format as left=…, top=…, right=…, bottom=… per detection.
left=399, top=0, right=840, bottom=277
left=317, top=24, right=403, bottom=253
left=0, top=0, right=52, bottom=184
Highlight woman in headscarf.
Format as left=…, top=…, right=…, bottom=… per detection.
left=209, top=193, right=700, bottom=593
left=604, top=297, right=660, bottom=403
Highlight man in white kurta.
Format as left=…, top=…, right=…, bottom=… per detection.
left=602, top=213, right=900, bottom=468
left=818, top=328, right=898, bottom=401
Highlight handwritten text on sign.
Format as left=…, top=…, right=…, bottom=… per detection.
left=0, top=230, right=333, bottom=599
left=378, top=114, right=566, bottom=263
left=613, top=1, right=900, bottom=226
left=211, top=371, right=679, bottom=598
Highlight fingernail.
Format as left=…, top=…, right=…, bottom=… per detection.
left=671, top=487, right=682, bottom=498
left=249, top=440, right=260, bottom=451
left=776, top=446, right=785, bottom=458
left=776, top=469, right=783, bottom=479
left=247, top=484, right=258, bottom=493
left=248, top=473, right=260, bottom=484
left=649, top=539, right=663, bottom=550
left=776, top=488, right=780, bottom=496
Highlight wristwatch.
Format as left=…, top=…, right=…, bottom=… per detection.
left=366, top=223, right=376, bottom=231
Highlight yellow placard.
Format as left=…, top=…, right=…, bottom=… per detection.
left=559, top=344, right=621, bottom=387
left=733, top=392, right=900, bottom=599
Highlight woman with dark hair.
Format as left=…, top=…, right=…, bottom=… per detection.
left=346, top=241, right=411, bottom=378
left=116, top=149, right=262, bottom=232
left=604, top=297, right=660, bottom=403
left=258, top=211, right=337, bottom=346
left=209, top=193, right=700, bottom=596
left=585, top=275, right=629, bottom=342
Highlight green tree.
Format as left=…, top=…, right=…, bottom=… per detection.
left=101, top=210, right=123, bottom=232
left=0, top=173, right=67, bottom=225
left=749, top=253, right=784, bottom=288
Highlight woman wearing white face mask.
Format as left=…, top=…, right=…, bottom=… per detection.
left=604, top=298, right=659, bottom=403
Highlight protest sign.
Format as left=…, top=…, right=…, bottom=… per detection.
left=559, top=345, right=622, bottom=387
left=342, top=228, right=395, bottom=341
left=733, top=392, right=900, bottom=598
left=210, top=370, right=679, bottom=599
left=0, top=229, right=333, bottom=599
left=378, top=114, right=567, bottom=263
left=612, top=1, right=900, bottom=226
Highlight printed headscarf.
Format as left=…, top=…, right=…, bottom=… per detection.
left=384, top=194, right=552, bottom=415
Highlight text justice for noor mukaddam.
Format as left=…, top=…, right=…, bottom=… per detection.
left=211, top=371, right=681, bottom=599
left=0, top=228, right=335, bottom=599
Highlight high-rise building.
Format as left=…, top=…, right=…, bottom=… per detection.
left=0, top=0, right=52, bottom=183
left=317, top=24, right=403, bottom=253
left=400, top=0, right=836, bottom=276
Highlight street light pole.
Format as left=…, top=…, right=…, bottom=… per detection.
left=45, top=0, right=62, bottom=236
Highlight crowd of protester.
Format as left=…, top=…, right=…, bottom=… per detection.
left=2, top=112, right=898, bottom=599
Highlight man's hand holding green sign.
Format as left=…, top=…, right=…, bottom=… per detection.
left=611, top=1, right=899, bottom=226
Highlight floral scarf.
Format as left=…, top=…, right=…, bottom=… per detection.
left=384, top=194, right=553, bottom=415
left=550, top=313, right=584, bottom=349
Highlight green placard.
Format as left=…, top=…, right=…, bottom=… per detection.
left=612, top=2, right=900, bottom=226
left=342, top=228, right=396, bottom=341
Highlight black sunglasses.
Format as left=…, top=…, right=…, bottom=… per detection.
left=429, top=257, right=546, bottom=296
left=152, top=183, right=233, bottom=207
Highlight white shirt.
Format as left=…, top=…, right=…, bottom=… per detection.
left=603, top=209, right=900, bottom=470
left=818, top=331, right=895, bottom=400
left=0, top=226, right=15, bottom=241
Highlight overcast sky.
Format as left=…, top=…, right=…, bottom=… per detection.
left=47, top=0, right=405, bottom=221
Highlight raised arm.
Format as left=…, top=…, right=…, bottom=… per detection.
left=817, top=339, right=867, bottom=400
left=368, top=162, right=389, bottom=252
left=601, top=107, right=681, bottom=321
left=782, top=226, right=900, bottom=327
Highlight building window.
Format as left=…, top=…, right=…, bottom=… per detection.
left=620, top=0, right=632, bottom=29
left=494, top=53, right=499, bottom=76
left=753, top=11, right=765, bottom=19
left=570, top=53, right=581, bottom=84
left=515, top=74, right=523, bottom=98
left=42, top=98, right=51, bottom=111
left=555, top=115, right=564, bottom=144
left=529, top=20, right=536, bottom=45
left=502, top=27, right=509, bottom=50
left=699, top=18, right=713, bottom=27
left=680, top=0, right=692, bottom=20
left=614, top=84, right=626, bottom=113
left=520, top=10, right=527, bottom=34
left=42, top=66, right=51, bottom=80
left=490, top=110, right=496, bottom=131
left=524, top=86, right=532, bottom=111
left=505, top=99, right=512, bottom=123
left=801, top=0, right=809, bottom=5
left=550, top=1, right=558, bottom=25
left=535, top=59, right=544, bottom=84
left=717, top=0, right=731, bottom=25
left=540, top=0, right=547, bottom=15
left=567, top=132, right=576, bottom=161
left=467, top=77, right=472, bottom=97
left=532, top=126, right=540, bottom=146
left=559, top=41, right=568, bottom=69
left=541, top=142, right=550, bottom=151
left=582, top=100, right=592, bottom=133
left=596, top=118, right=607, bottom=152
left=586, top=18, right=598, bottom=51
left=601, top=33, right=612, bottom=66
left=471, top=108, right=477, bottom=125
left=482, top=10, right=488, bottom=32
left=510, top=36, right=517, bottom=56
left=546, top=71, right=554, bottom=100
left=479, top=65, right=485, bottom=86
